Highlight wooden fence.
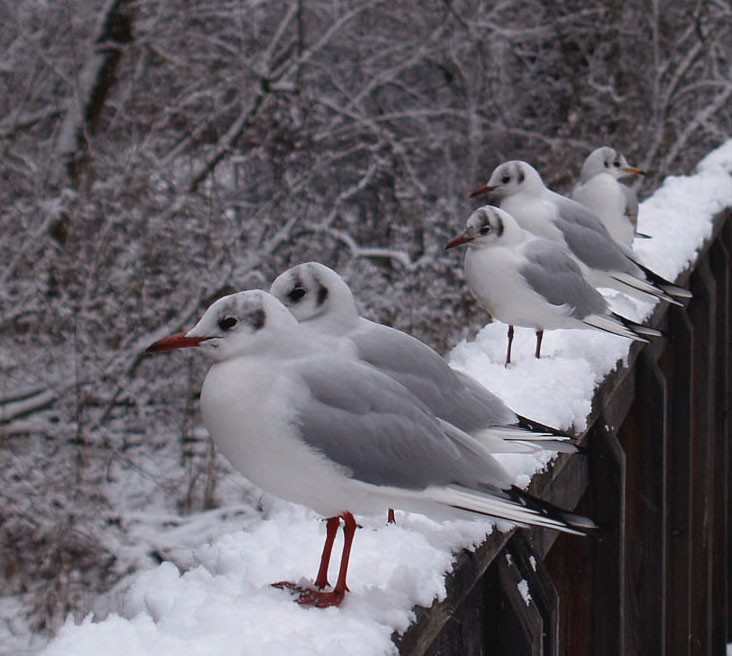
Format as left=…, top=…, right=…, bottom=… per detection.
left=396, top=209, right=731, bottom=655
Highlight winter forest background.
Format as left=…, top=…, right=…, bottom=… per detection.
left=1, top=0, right=731, bottom=642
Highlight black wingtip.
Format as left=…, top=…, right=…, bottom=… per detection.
left=613, top=312, right=666, bottom=340
left=515, top=414, right=570, bottom=438
left=636, top=263, right=693, bottom=302
left=507, top=486, right=598, bottom=536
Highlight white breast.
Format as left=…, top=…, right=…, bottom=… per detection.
left=199, top=356, right=391, bottom=518
left=464, top=245, right=576, bottom=330
left=572, top=174, right=632, bottom=246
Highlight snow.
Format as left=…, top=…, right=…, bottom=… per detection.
left=44, top=502, right=493, bottom=656
left=517, top=580, right=532, bottom=607
left=38, top=141, right=732, bottom=655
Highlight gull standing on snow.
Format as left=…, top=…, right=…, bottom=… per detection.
left=146, top=290, right=594, bottom=607
left=470, top=160, right=691, bottom=305
left=445, top=206, right=662, bottom=365
left=571, top=146, right=647, bottom=247
left=270, top=262, right=576, bottom=451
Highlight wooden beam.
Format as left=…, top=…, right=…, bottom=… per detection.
left=661, top=307, right=693, bottom=656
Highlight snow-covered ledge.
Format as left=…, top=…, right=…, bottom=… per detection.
left=40, top=143, right=732, bottom=656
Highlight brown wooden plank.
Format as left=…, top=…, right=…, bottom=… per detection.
left=420, top=563, right=496, bottom=656
left=708, top=237, right=730, bottom=654
left=723, top=219, right=732, bottom=644
left=509, top=533, right=560, bottom=654
left=619, top=350, right=667, bottom=655
left=529, top=450, right=590, bottom=560
left=496, top=551, right=544, bottom=655
left=661, top=307, right=693, bottom=656
left=395, top=530, right=513, bottom=655
left=591, top=421, right=626, bottom=656
left=688, top=257, right=717, bottom=656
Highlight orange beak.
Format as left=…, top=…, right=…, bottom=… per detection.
left=445, top=233, right=473, bottom=250
left=469, top=183, right=496, bottom=198
left=146, top=333, right=209, bottom=353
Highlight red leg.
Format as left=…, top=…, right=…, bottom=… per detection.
left=535, top=330, right=544, bottom=358
left=273, top=512, right=359, bottom=608
left=332, top=512, right=357, bottom=596
left=291, top=512, right=358, bottom=608
left=314, top=516, right=340, bottom=589
left=272, top=515, right=340, bottom=593
left=387, top=508, right=396, bottom=524
left=505, top=325, right=515, bottom=366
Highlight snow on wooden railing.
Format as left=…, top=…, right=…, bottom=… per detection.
left=396, top=208, right=732, bottom=655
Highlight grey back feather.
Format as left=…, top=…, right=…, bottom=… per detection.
left=293, top=359, right=510, bottom=490
left=551, top=195, right=640, bottom=274
left=519, top=240, right=608, bottom=319
left=352, top=323, right=518, bottom=432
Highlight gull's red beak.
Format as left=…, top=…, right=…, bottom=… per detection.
left=469, top=183, right=496, bottom=198
left=146, top=333, right=209, bottom=353
left=445, top=233, right=473, bottom=250
left=623, top=166, right=645, bottom=176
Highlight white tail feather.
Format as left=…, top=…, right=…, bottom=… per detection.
left=428, top=485, right=587, bottom=535
left=610, top=272, right=682, bottom=305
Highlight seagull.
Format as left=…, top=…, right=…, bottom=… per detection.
left=470, top=160, right=691, bottom=305
left=146, top=290, right=595, bottom=607
left=270, top=262, right=576, bottom=452
left=445, top=206, right=663, bottom=365
left=571, top=146, right=647, bottom=246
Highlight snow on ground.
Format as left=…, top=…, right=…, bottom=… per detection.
left=39, top=141, right=732, bottom=655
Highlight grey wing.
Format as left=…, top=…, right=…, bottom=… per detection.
left=520, top=240, right=608, bottom=319
left=551, top=194, right=640, bottom=275
left=353, top=322, right=517, bottom=431
left=620, top=183, right=638, bottom=228
left=452, top=371, right=518, bottom=427
left=293, top=358, right=510, bottom=490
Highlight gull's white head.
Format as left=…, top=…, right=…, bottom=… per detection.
left=471, top=161, right=545, bottom=200
left=579, top=146, right=644, bottom=182
left=445, top=205, right=523, bottom=251
left=147, top=290, right=303, bottom=362
left=270, top=262, right=359, bottom=333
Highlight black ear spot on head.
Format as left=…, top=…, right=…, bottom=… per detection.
left=518, top=170, right=525, bottom=183
left=316, top=284, right=329, bottom=307
left=495, top=217, right=504, bottom=237
left=249, top=308, right=266, bottom=331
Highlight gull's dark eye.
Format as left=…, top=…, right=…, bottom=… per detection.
left=479, top=224, right=491, bottom=235
left=288, top=287, right=307, bottom=302
left=613, top=160, right=621, bottom=167
left=501, top=175, right=511, bottom=184
left=218, top=316, right=237, bottom=331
